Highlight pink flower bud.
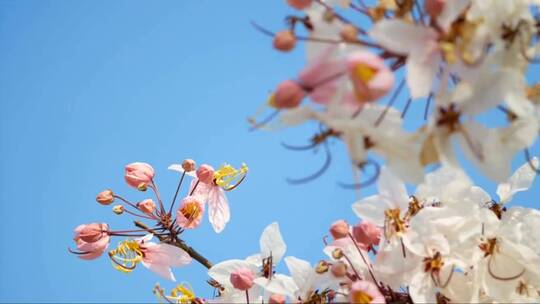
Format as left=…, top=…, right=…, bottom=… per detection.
left=286, top=0, right=312, bottom=10
left=330, top=219, right=349, bottom=240
left=353, top=221, right=381, bottom=250
left=269, top=294, right=286, bottom=304
left=182, top=159, right=196, bottom=172
left=349, top=280, right=385, bottom=304
left=137, top=199, right=156, bottom=214
left=96, top=189, right=114, bottom=205
left=196, top=164, right=215, bottom=185
left=72, top=223, right=110, bottom=260
left=230, top=268, right=255, bottom=291
left=269, top=80, right=305, bottom=109
left=273, top=31, right=296, bottom=52
left=425, top=0, right=445, bottom=18
left=330, top=261, right=348, bottom=278
left=125, top=162, right=155, bottom=189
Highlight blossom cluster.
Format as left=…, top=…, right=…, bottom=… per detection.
left=70, top=0, right=540, bottom=303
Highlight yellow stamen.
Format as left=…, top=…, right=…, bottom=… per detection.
left=108, top=240, right=143, bottom=273
left=214, top=163, right=249, bottom=190
left=155, top=282, right=197, bottom=304
left=353, top=64, right=377, bottom=83
left=351, top=290, right=374, bottom=304
left=180, top=200, right=202, bottom=224
left=267, top=93, right=277, bottom=108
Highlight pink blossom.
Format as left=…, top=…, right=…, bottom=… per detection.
left=196, top=164, right=215, bottom=185
left=176, top=196, right=205, bottom=229
left=190, top=179, right=230, bottom=233
left=350, top=280, right=385, bottom=303
left=268, top=294, right=286, bottom=304
left=353, top=221, right=381, bottom=250
left=125, top=162, right=155, bottom=189
left=72, top=223, right=110, bottom=260
left=138, top=237, right=192, bottom=281
left=137, top=199, right=156, bottom=215
left=347, top=51, right=395, bottom=103
left=298, top=45, right=345, bottom=104
left=229, top=267, right=255, bottom=290
left=96, top=189, right=114, bottom=205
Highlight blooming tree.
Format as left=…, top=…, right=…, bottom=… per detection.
left=71, top=0, right=540, bottom=303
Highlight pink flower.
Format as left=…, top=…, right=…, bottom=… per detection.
left=190, top=179, right=230, bottom=233
left=137, top=199, right=156, bottom=215
left=71, top=223, right=110, bottom=260
left=125, top=162, right=155, bottom=189
left=347, top=51, right=395, bottom=103
left=349, top=280, right=385, bottom=303
left=196, top=164, right=215, bottom=185
left=298, top=45, right=345, bottom=104
left=138, top=236, right=192, bottom=281
left=329, top=219, right=350, bottom=240
left=229, top=267, right=255, bottom=290
left=176, top=196, right=205, bottom=229
left=353, top=221, right=381, bottom=250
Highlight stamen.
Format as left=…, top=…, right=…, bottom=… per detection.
left=169, top=171, right=186, bottom=215
left=424, top=93, right=433, bottom=120
left=286, top=142, right=332, bottom=184
left=374, top=78, right=406, bottom=127
left=524, top=148, right=540, bottom=174
left=337, top=160, right=381, bottom=190
left=214, top=163, right=249, bottom=191
left=401, top=97, right=412, bottom=118
left=488, top=256, right=526, bottom=281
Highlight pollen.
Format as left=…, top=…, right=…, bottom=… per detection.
left=423, top=251, right=444, bottom=273
left=351, top=290, right=374, bottom=304
left=180, top=200, right=202, bottom=222
left=384, top=208, right=406, bottom=238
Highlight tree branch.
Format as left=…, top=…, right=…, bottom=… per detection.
left=133, top=220, right=213, bottom=269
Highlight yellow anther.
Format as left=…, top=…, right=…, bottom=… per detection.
left=214, top=163, right=249, bottom=191
left=108, top=240, right=143, bottom=273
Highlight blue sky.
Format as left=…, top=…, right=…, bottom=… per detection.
left=0, top=1, right=538, bottom=302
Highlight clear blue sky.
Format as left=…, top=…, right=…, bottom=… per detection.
left=0, top=1, right=538, bottom=302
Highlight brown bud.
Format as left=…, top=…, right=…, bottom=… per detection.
left=315, top=260, right=330, bottom=274
left=182, top=159, right=196, bottom=172
left=273, top=31, right=296, bottom=52
left=330, top=261, right=348, bottom=277
left=112, top=204, right=124, bottom=215
left=332, top=248, right=344, bottom=259
left=340, top=24, right=358, bottom=43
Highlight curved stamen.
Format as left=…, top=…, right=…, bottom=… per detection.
left=248, top=110, right=280, bottom=131
left=281, top=141, right=318, bottom=151
left=286, top=142, right=331, bottom=184
left=109, top=252, right=138, bottom=272
left=488, top=256, right=526, bottom=281
left=337, top=160, right=380, bottom=190
left=223, top=172, right=247, bottom=191
left=374, top=78, right=406, bottom=127
left=439, top=264, right=455, bottom=288
left=68, top=247, right=91, bottom=255
left=524, top=148, right=540, bottom=174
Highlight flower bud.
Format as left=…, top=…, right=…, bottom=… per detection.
left=138, top=199, right=156, bottom=214
left=340, top=24, right=358, bottom=43
left=96, top=189, right=114, bottom=205
left=125, top=162, right=155, bottom=189
left=425, top=0, right=445, bottom=18
left=196, top=164, right=215, bottom=185
left=112, top=204, right=124, bottom=215
left=72, top=223, right=110, bottom=260
left=287, top=0, right=312, bottom=10
left=230, top=268, right=255, bottom=291
left=330, top=220, right=349, bottom=239
left=268, top=294, right=286, bottom=304
left=353, top=221, right=381, bottom=249
left=273, top=31, right=296, bottom=52
left=76, top=223, right=108, bottom=243
left=315, top=260, right=330, bottom=274
left=182, top=159, right=196, bottom=172
left=268, top=80, right=305, bottom=109
left=330, top=261, right=348, bottom=278
left=332, top=248, right=344, bottom=259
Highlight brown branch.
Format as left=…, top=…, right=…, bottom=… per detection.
left=133, top=220, right=213, bottom=269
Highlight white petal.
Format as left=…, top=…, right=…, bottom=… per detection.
left=369, top=20, right=434, bottom=55
left=352, top=195, right=391, bottom=226
left=141, top=261, right=176, bottom=281
left=260, top=222, right=287, bottom=264
left=284, top=256, right=312, bottom=291
left=497, top=157, right=538, bottom=203
left=207, top=187, right=230, bottom=233
left=437, top=0, right=470, bottom=31
left=254, top=275, right=298, bottom=299
left=406, top=53, right=439, bottom=99
left=151, top=243, right=192, bottom=267
left=168, top=164, right=196, bottom=178
left=208, top=260, right=259, bottom=288
left=377, top=167, right=409, bottom=210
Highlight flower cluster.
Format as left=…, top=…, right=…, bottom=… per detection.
left=70, top=0, right=540, bottom=303
left=70, top=160, right=248, bottom=282
left=251, top=0, right=540, bottom=186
